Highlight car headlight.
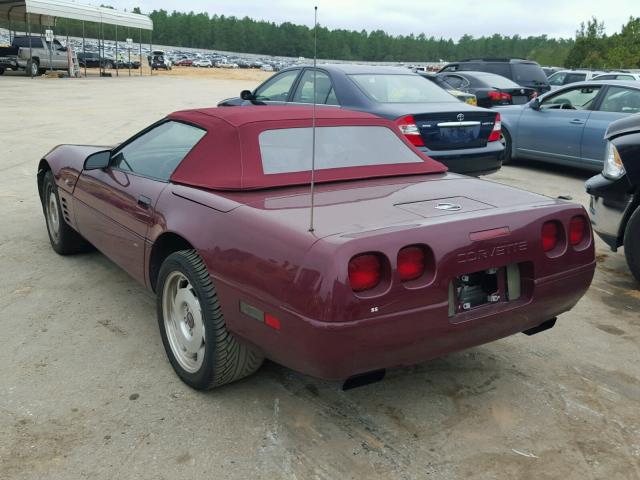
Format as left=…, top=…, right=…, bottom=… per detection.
left=603, top=142, right=626, bottom=180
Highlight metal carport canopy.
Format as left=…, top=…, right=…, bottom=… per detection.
left=0, top=0, right=153, bottom=29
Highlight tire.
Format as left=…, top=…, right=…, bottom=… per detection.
left=0, top=67, right=4, bottom=75
left=41, top=170, right=92, bottom=255
left=157, top=250, right=264, bottom=390
left=104, top=61, right=113, bottom=70
left=26, top=59, right=39, bottom=77
left=500, top=128, right=514, bottom=164
left=624, top=207, right=640, bottom=284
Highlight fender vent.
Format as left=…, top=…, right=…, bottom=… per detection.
left=60, top=197, right=71, bottom=224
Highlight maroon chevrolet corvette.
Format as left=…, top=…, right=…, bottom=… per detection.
left=38, top=106, right=595, bottom=390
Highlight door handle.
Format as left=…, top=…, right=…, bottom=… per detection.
left=137, top=195, right=152, bottom=209
left=569, top=119, right=585, bottom=125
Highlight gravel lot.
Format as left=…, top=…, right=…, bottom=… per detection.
left=1, top=73, right=639, bottom=480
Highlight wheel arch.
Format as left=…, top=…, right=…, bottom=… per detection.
left=37, top=159, right=51, bottom=202
left=619, top=191, right=640, bottom=246
left=501, top=124, right=516, bottom=159
left=148, top=232, right=196, bottom=292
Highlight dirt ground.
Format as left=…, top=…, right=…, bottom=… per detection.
left=0, top=73, right=639, bottom=480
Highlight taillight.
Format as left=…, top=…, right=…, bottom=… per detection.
left=487, top=91, right=512, bottom=103
left=398, top=246, right=426, bottom=282
left=395, top=115, right=425, bottom=147
left=488, top=112, right=502, bottom=142
left=349, top=253, right=382, bottom=292
left=542, top=221, right=560, bottom=252
left=569, top=216, right=588, bottom=246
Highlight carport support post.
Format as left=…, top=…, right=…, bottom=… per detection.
left=115, top=25, right=118, bottom=77
left=139, top=28, right=142, bottom=77
left=149, top=32, right=152, bottom=76
left=82, top=21, right=86, bottom=78
left=27, top=15, right=33, bottom=78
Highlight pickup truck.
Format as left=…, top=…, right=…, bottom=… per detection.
left=0, top=35, right=71, bottom=76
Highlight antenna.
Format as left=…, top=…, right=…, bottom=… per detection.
left=309, top=5, right=318, bottom=233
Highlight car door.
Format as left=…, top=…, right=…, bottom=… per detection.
left=581, top=86, right=640, bottom=167
left=52, top=39, right=68, bottom=69
left=515, top=85, right=602, bottom=165
left=73, top=120, right=206, bottom=284
left=253, top=69, right=302, bottom=105
left=290, top=69, right=339, bottom=105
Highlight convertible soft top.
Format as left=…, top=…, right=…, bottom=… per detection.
left=168, top=106, right=447, bottom=190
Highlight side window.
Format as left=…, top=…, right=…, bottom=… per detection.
left=595, top=75, right=614, bottom=80
left=111, top=121, right=206, bottom=180
left=541, top=86, right=601, bottom=110
left=254, top=70, right=300, bottom=102
left=548, top=72, right=567, bottom=86
left=616, top=75, right=635, bottom=80
left=599, top=87, right=640, bottom=114
left=564, top=73, right=586, bottom=84
left=292, top=70, right=338, bottom=105
left=442, top=75, right=465, bottom=89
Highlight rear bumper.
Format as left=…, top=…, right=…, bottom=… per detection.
left=229, top=261, right=594, bottom=380
left=422, top=141, right=504, bottom=176
left=0, top=57, right=18, bottom=68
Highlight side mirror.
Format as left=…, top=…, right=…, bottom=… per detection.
left=530, top=98, right=541, bottom=110
left=240, top=89, right=255, bottom=101
left=84, top=150, right=111, bottom=170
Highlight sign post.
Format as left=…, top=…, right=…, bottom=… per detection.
left=45, top=29, right=53, bottom=75
left=126, top=38, right=133, bottom=76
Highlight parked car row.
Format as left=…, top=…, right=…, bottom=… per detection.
left=219, top=64, right=505, bottom=176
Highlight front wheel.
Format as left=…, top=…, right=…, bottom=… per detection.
left=157, top=250, right=264, bottom=390
left=500, top=128, right=514, bottom=164
left=26, top=59, right=39, bottom=77
left=624, top=207, right=640, bottom=284
left=41, top=170, right=92, bottom=255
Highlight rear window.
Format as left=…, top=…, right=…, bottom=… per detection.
left=349, top=74, right=456, bottom=103
left=512, top=63, right=548, bottom=83
left=259, top=126, right=422, bottom=174
left=13, top=37, right=43, bottom=48
left=474, top=73, right=519, bottom=88
left=461, top=63, right=511, bottom=78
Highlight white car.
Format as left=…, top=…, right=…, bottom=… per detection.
left=591, top=72, right=640, bottom=81
left=547, top=70, right=605, bottom=90
left=193, top=59, right=213, bottom=68
left=260, top=64, right=274, bottom=72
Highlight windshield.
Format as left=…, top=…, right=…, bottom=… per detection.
left=259, top=126, right=423, bottom=174
left=512, top=63, right=548, bottom=84
left=349, top=74, right=457, bottom=103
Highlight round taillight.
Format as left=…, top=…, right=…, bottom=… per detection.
left=398, top=246, right=426, bottom=282
left=569, top=216, right=588, bottom=246
left=541, top=221, right=560, bottom=252
left=348, top=253, right=382, bottom=292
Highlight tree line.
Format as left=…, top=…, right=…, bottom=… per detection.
left=565, top=17, right=640, bottom=69
left=2, top=8, right=639, bottom=68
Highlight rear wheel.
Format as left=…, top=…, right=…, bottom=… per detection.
left=500, top=128, right=514, bottom=164
left=624, top=207, right=640, bottom=284
left=42, top=170, right=92, bottom=255
left=157, top=250, right=264, bottom=390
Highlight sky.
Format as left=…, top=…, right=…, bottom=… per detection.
left=105, top=0, right=636, bottom=39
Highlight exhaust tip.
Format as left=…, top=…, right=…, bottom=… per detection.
left=523, top=317, right=557, bottom=336
left=342, top=369, right=386, bottom=390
